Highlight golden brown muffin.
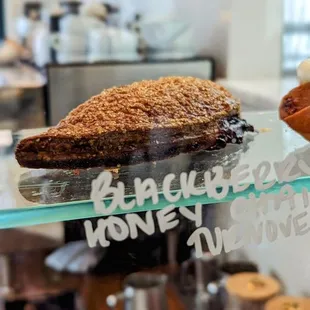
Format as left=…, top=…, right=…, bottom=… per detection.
left=15, top=76, right=254, bottom=169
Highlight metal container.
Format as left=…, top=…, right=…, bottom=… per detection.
left=207, top=261, right=259, bottom=308
left=180, top=251, right=218, bottom=294
left=106, top=272, right=168, bottom=310
left=0, top=255, right=11, bottom=296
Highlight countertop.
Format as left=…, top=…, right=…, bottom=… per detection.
left=0, top=57, right=213, bottom=90
left=47, top=56, right=214, bottom=67
left=217, top=77, right=298, bottom=111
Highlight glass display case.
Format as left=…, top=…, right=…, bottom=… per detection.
left=1, top=110, right=309, bottom=228
left=2, top=103, right=310, bottom=309
left=1, top=1, right=310, bottom=309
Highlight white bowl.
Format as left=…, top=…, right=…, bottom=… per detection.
left=140, top=18, right=190, bottom=49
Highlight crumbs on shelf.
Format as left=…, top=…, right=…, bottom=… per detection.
left=259, top=128, right=272, bottom=133
left=73, top=169, right=80, bottom=176
left=106, top=167, right=120, bottom=175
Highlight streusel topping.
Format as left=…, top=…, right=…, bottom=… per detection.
left=46, top=76, right=240, bottom=138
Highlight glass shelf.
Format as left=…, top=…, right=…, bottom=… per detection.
left=0, top=111, right=309, bottom=229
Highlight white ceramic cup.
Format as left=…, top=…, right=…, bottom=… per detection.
left=88, top=27, right=110, bottom=53
left=109, top=29, right=138, bottom=56
left=59, top=15, right=87, bottom=35
left=84, top=16, right=105, bottom=30
left=87, top=53, right=113, bottom=62
left=112, top=53, right=141, bottom=61
left=51, top=33, right=87, bottom=53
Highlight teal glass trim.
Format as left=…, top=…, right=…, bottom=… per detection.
left=1, top=177, right=309, bottom=229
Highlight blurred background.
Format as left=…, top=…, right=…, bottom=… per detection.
left=0, top=0, right=291, bottom=131
left=0, top=1, right=310, bottom=309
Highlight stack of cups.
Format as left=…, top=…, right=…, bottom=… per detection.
left=54, top=15, right=88, bottom=64
left=109, top=28, right=141, bottom=61
left=88, top=27, right=111, bottom=62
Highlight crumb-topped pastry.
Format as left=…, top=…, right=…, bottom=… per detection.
left=15, top=76, right=254, bottom=169
left=280, top=59, right=310, bottom=141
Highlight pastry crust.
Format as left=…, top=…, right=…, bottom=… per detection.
left=15, top=76, right=254, bottom=169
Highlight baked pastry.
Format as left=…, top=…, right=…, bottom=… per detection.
left=226, top=272, right=280, bottom=302
left=280, top=59, right=310, bottom=141
left=15, top=76, right=254, bottom=169
left=265, top=296, right=310, bottom=310
left=279, top=82, right=310, bottom=141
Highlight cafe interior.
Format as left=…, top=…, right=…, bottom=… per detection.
left=0, top=0, right=309, bottom=309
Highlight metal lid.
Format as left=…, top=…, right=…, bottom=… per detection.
left=24, top=2, right=42, bottom=19
left=24, top=2, right=41, bottom=11
left=220, top=261, right=259, bottom=275
left=60, top=1, right=82, bottom=15
left=102, top=3, right=119, bottom=14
